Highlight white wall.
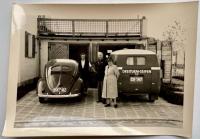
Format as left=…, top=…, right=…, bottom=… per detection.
left=13, top=6, right=39, bottom=85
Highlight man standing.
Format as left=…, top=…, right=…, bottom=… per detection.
left=78, top=53, right=90, bottom=92
left=95, top=52, right=107, bottom=103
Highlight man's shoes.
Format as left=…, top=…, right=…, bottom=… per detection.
left=104, top=104, right=111, bottom=107
left=96, top=100, right=101, bottom=103
left=114, top=104, right=118, bottom=108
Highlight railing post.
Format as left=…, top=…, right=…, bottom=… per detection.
left=140, top=16, right=146, bottom=37
left=106, top=20, right=108, bottom=37
left=37, top=16, right=41, bottom=35
left=156, top=41, right=158, bottom=54
left=140, top=19, right=143, bottom=37
left=72, top=20, right=75, bottom=37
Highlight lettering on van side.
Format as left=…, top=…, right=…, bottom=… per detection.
left=122, top=70, right=152, bottom=74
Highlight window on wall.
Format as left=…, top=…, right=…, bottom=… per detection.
left=25, top=31, right=36, bottom=58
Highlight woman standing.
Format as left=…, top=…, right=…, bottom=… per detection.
left=102, top=57, right=120, bottom=108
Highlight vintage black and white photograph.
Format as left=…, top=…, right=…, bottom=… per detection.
left=2, top=1, right=198, bottom=137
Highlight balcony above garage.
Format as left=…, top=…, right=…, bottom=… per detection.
left=37, top=15, right=147, bottom=40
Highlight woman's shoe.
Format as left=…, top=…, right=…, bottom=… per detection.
left=104, top=104, right=111, bottom=107
left=114, top=104, right=118, bottom=108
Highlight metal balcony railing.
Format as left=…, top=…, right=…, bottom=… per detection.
left=37, top=16, right=145, bottom=37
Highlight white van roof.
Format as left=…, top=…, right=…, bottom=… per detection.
left=111, top=49, right=156, bottom=55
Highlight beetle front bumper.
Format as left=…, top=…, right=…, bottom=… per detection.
left=38, top=93, right=81, bottom=98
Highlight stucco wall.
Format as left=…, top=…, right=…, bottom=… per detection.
left=12, top=6, right=39, bottom=85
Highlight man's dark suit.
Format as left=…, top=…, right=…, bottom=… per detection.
left=95, top=59, right=107, bottom=102
left=78, top=59, right=90, bottom=91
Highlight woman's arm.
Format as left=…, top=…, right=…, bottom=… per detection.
left=114, top=65, right=120, bottom=79
left=104, top=65, right=108, bottom=75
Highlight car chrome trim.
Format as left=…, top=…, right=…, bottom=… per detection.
left=38, top=93, right=80, bottom=98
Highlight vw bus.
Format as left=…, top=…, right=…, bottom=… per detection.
left=37, top=59, right=83, bottom=103
left=111, top=49, right=161, bottom=102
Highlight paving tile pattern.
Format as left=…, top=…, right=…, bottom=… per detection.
left=15, top=89, right=183, bottom=128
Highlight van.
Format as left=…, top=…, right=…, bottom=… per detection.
left=111, top=49, right=161, bottom=102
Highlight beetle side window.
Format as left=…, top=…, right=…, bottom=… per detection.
left=126, top=57, right=134, bottom=65
left=137, top=57, right=145, bottom=65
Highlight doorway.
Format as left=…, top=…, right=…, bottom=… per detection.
left=69, top=43, right=97, bottom=88
left=69, top=43, right=89, bottom=62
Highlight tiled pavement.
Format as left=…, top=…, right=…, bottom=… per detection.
left=15, top=89, right=183, bottom=128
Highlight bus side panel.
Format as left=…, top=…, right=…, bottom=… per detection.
left=148, top=55, right=161, bottom=96
left=151, top=69, right=161, bottom=96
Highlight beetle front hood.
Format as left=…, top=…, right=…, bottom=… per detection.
left=44, top=59, right=79, bottom=95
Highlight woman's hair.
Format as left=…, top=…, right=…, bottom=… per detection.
left=107, top=56, right=114, bottom=63
left=80, top=52, right=86, bottom=56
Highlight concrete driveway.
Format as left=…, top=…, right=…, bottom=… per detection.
left=15, top=88, right=183, bottom=128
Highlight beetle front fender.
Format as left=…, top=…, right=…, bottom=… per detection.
left=70, top=78, right=83, bottom=94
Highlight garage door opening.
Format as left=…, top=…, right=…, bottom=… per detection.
left=69, top=43, right=90, bottom=62
left=69, top=43, right=97, bottom=88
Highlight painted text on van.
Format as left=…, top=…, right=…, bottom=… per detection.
left=122, top=70, right=151, bottom=74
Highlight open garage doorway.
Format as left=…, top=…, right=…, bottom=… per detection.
left=98, top=43, right=145, bottom=59
left=69, top=43, right=90, bottom=62
left=69, top=43, right=97, bottom=88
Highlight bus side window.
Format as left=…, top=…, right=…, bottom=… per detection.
left=137, top=57, right=145, bottom=65
left=126, top=57, right=134, bottom=65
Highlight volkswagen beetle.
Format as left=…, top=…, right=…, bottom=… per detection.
left=37, top=59, right=84, bottom=103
